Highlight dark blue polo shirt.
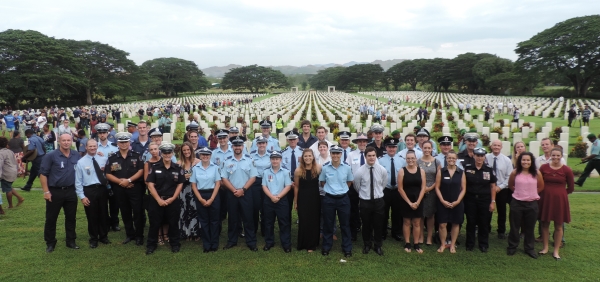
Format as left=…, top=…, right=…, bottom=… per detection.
left=39, top=149, right=81, bottom=187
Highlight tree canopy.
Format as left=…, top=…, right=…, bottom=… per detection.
left=221, top=65, right=289, bottom=93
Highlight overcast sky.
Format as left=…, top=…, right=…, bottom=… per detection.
left=2, top=0, right=596, bottom=68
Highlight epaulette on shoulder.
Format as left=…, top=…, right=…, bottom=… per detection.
left=250, top=150, right=257, bottom=154
left=225, top=156, right=233, bottom=160
left=323, top=161, right=331, bottom=166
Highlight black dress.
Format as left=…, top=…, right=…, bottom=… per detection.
left=436, top=168, right=465, bottom=224
left=296, top=170, right=321, bottom=251
left=399, top=167, right=423, bottom=219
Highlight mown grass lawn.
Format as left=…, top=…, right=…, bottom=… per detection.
left=1, top=191, right=598, bottom=281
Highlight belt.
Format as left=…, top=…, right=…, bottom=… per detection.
left=83, top=184, right=104, bottom=188
left=198, top=189, right=213, bottom=193
left=360, top=197, right=383, bottom=201
left=50, top=185, right=75, bottom=190
left=159, top=195, right=171, bottom=200
left=326, top=193, right=346, bottom=199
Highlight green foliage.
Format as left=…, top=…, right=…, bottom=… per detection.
left=140, top=57, right=206, bottom=97
left=221, top=65, right=289, bottom=93
left=569, top=142, right=588, bottom=158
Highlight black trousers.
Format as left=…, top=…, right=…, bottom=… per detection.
left=219, top=188, right=228, bottom=221
left=113, top=184, right=144, bottom=239
left=83, top=185, right=109, bottom=243
left=464, top=193, right=492, bottom=249
left=196, top=191, right=221, bottom=250
left=226, top=190, right=257, bottom=247
left=382, top=188, right=402, bottom=238
left=360, top=198, right=385, bottom=248
left=576, top=159, right=600, bottom=186
left=508, top=199, right=538, bottom=252
left=568, top=117, right=574, bottom=127
left=25, top=155, right=43, bottom=188
left=250, top=178, right=265, bottom=234
left=107, top=186, right=120, bottom=228
left=348, top=186, right=361, bottom=237
left=496, top=188, right=513, bottom=234
left=147, top=197, right=181, bottom=248
left=263, top=198, right=291, bottom=248
left=44, top=187, right=78, bottom=246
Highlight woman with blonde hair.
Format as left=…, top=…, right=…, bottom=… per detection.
left=511, top=141, right=526, bottom=168
left=294, top=149, right=322, bottom=252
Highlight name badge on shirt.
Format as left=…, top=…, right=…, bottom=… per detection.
left=483, top=172, right=490, bottom=180
left=172, top=172, right=179, bottom=181
left=467, top=170, right=475, bottom=174
left=352, top=158, right=358, bottom=164
left=155, top=170, right=162, bottom=174
left=444, top=177, right=450, bottom=179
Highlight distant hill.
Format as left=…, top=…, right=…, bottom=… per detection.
left=201, top=59, right=406, bottom=77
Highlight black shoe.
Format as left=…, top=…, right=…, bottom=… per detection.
left=362, top=246, right=371, bottom=254
left=466, top=247, right=474, bottom=251
left=122, top=237, right=133, bottom=244
left=203, top=249, right=210, bottom=253
left=526, top=251, right=538, bottom=259
left=498, top=233, right=506, bottom=239
left=240, top=233, right=245, bottom=238
left=284, top=248, right=292, bottom=253
left=20, top=186, right=31, bottom=192
left=480, top=247, right=488, bottom=253
left=111, top=225, right=121, bottom=232
left=575, top=182, right=582, bottom=187
left=381, top=235, right=387, bottom=241
left=172, top=246, right=180, bottom=253
left=344, top=251, right=352, bottom=258
left=374, top=247, right=384, bottom=256
left=146, top=247, right=156, bottom=255
left=392, top=235, right=403, bottom=242
left=351, top=235, right=357, bottom=242
left=135, top=238, right=144, bottom=246
left=46, top=245, right=55, bottom=253
left=507, top=249, right=516, bottom=256
left=263, top=244, right=274, bottom=251
left=249, top=246, right=258, bottom=252
left=90, top=242, right=98, bottom=249
left=223, top=244, right=237, bottom=250
left=99, top=238, right=111, bottom=244
left=66, top=242, right=80, bottom=249
left=322, top=250, right=329, bottom=256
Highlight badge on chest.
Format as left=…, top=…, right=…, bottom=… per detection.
left=111, top=162, right=122, bottom=171
left=483, top=172, right=490, bottom=180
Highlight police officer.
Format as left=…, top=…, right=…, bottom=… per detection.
left=416, top=128, right=438, bottom=156
left=143, top=129, right=177, bottom=162
left=40, top=133, right=81, bottom=253
left=464, top=147, right=498, bottom=253
left=250, top=120, right=281, bottom=152
left=261, top=151, right=293, bottom=252
left=319, top=145, right=354, bottom=257
left=95, top=123, right=120, bottom=232
left=338, top=130, right=360, bottom=240
left=75, top=139, right=111, bottom=248
left=280, top=130, right=302, bottom=222
left=211, top=129, right=233, bottom=222
left=379, top=137, right=407, bottom=241
left=249, top=136, right=272, bottom=235
left=221, top=136, right=259, bottom=251
left=458, top=133, right=479, bottom=169
left=367, top=124, right=386, bottom=157
left=435, top=136, right=453, bottom=168
left=145, top=143, right=185, bottom=254
left=107, top=122, right=117, bottom=143
left=105, top=132, right=145, bottom=246
left=130, top=120, right=149, bottom=155
left=229, top=126, right=248, bottom=154
left=191, top=147, right=222, bottom=252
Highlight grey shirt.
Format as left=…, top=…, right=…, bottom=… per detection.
left=39, top=149, right=80, bottom=187
left=0, top=148, right=18, bottom=182
left=353, top=163, right=387, bottom=200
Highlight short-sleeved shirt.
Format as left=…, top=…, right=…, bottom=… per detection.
left=319, top=162, right=354, bottom=195
left=211, top=146, right=233, bottom=168
left=190, top=162, right=221, bottom=190
left=250, top=150, right=272, bottom=176
left=366, top=141, right=386, bottom=158
left=97, top=141, right=118, bottom=158
left=464, top=163, right=497, bottom=195
left=78, top=137, right=88, bottom=153
left=261, top=167, right=292, bottom=196
left=591, top=140, right=600, bottom=159
left=39, top=149, right=80, bottom=187
left=250, top=135, right=281, bottom=152
left=146, top=162, right=185, bottom=196
left=378, top=154, right=407, bottom=189
left=220, top=154, right=258, bottom=189
left=106, top=150, right=143, bottom=181
left=75, top=154, right=108, bottom=199
left=27, top=135, right=45, bottom=156
left=298, top=134, right=318, bottom=149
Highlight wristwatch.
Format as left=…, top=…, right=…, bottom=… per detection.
left=242, top=187, right=248, bottom=192
left=491, top=200, right=496, bottom=203
left=128, top=178, right=132, bottom=183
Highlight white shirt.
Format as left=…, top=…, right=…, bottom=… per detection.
left=315, top=153, right=331, bottom=166
left=37, top=116, right=47, bottom=128
left=535, top=154, right=566, bottom=169
left=310, top=139, right=333, bottom=159
left=397, top=147, right=423, bottom=160
left=353, top=163, right=387, bottom=200
left=485, top=153, right=512, bottom=189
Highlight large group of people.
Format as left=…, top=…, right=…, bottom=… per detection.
left=0, top=102, right=577, bottom=261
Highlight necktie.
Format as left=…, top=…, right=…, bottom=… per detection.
left=444, top=156, right=448, bottom=167
left=360, top=151, right=365, bottom=166
left=390, top=158, right=396, bottom=187
left=369, top=166, right=374, bottom=200
left=92, top=157, right=108, bottom=185
left=291, top=149, right=297, bottom=175
left=493, top=157, right=498, bottom=175
left=343, top=149, right=347, bottom=164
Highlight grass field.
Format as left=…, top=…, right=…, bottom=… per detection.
left=0, top=191, right=598, bottom=281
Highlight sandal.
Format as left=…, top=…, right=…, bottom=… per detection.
left=414, top=244, right=423, bottom=254
left=450, top=246, right=456, bottom=253
left=158, top=237, right=165, bottom=245
left=404, top=243, right=412, bottom=253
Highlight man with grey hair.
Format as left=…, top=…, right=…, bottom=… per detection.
left=485, top=140, right=512, bottom=239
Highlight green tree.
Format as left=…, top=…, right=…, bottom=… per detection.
left=387, top=60, right=419, bottom=91
left=0, top=29, right=80, bottom=109
left=301, top=81, right=308, bottom=90
left=60, top=39, right=137, bottom=104
left=472, top=56, right=513, bottom=90
left=221, top=65, right=289, bottom=93
left=344, top=64, right=383, bottom=91
left=515, top=15, right=600, bottom=97
left=308, top=66, right=347, bottom=90
left=141, top=57, right=205, bottom=96
left=449, top=52, right=496, bottom=92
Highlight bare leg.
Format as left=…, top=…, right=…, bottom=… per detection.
left=412, top=218, right=423, bottom=253
left=540, top=221, right=550, bottom=254
left=6, top=192, right=13, bottom=208
left=450, top=224, right=460, bottom=253
left=8, top=190, right=25, bottom=208
left=419, top=218, right=425, bottom=243
left=0, top=205, right=4, bottom=214
left=426, top=215, right=435, bottom=245
left=403, top=218, right=411, bottom=253
left=438, top=223, right=447, bottom=253
left=553, top=223, right=563, bottom=259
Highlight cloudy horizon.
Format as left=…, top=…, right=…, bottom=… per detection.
left=2, top=0, right=596, bottom=68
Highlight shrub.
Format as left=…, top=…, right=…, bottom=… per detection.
left=480, top=134, right=491, bottom=147
left=491, top=127, right=503, bottom=134
left=569, top=142, right=588, bottom=158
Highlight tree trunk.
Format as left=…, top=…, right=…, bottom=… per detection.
left=579, top=77, right=593, bottom=97
left=86, top=88, right=92, bottom=105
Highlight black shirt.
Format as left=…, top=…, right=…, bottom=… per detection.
left=106, top=150, right=143, bottom=182
left=457, top=150, right=475, bottom=168
left=39, top=149, right=81, bottom=187
left=298, top=134, right=318, bottom=149
left=367, top=141, right=386, bottom=158
left=464, top=164, right=497, bottom=195
left=146, top=162, right=184, bottom=196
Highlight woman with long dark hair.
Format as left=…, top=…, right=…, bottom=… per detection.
left=507, top=152, right=544, bottom=259
left=398, top=150, right=426, bottom=253
left=294, top=149, right=321, bottom=252
left=178, top=142, right=201, bottom=241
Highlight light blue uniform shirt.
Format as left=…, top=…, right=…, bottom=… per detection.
left=142, top=150, right=176, bottom=163
left=261, top=167, right=292, bottom=196
left=591, top=139, right=600, bottom=159
left=250, top=150, right=272, bottom=176
left=190, top=162, right=221, bottom=190
left=280, top=146, right=303, bottom=177
left=250, top=135, right=281, bottom=152
left=227, top=141, right=248, bottom=154
left=75, top=154, right=108, bottom=199
left=397, top=148, right=423, bottom=160
left=319, top=162, right=354, bottom=195
left=378, top=154, right=407, bottom=189
left=27, top=135, right=45, bottom=156
left=211, top=146, right=233, bottom=168
left=221, top=154, right=258, bottom=189
left=97, top=140, right=118, bottom=158
left=435, top=153, right=448, bottom=168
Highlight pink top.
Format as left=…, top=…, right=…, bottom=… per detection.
left=513, top=173, right=540, bottom=201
